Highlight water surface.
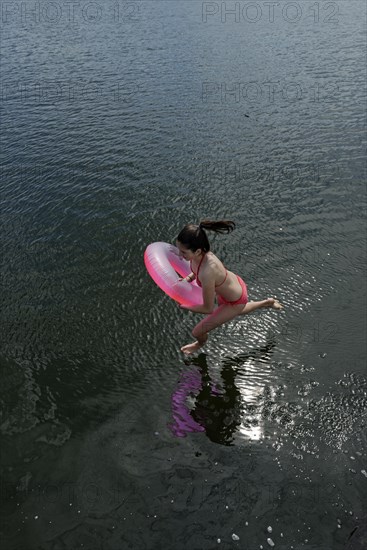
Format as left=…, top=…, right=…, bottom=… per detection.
left=1, top=1, right=366, bottom=548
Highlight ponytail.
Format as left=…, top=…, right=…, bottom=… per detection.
left=177, top=219, right=235, bottom=252
left=199, top=219, right=235, bottom=234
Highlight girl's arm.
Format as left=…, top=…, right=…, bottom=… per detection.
left=179, top=272, right=195, bottom=283
left=180, top=275, right=215, bottom=314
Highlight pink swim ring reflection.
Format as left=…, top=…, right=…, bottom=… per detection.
left=168, top=368, right=205, bottom=438
left=144, top=242, right=203, bottom=306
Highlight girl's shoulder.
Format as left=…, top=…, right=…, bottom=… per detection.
left=207, top=251, right=221, bottom=265
left=204, top=252, right=223, bottom=273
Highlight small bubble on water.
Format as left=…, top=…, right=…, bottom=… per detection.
left=267, top=526, right=273, bottom=533
left=217, top=538, right=221, bottom=543
left=267, top=538, right=275, bottom=547
left=232, top=533, right=240, bottom=541
left=361, top=470, right=367, bottom=477
left=34, top=516, right=38, bottom=520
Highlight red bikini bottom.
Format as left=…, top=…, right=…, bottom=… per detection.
left=217, top=276, right=248, bottom=306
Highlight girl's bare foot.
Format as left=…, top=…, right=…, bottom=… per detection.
left=180, top=341, right=203, bottom=355
left=267, top=298, right=283, bottom=310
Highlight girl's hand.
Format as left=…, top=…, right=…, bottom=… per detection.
left=179, top=303, right=191, bottom=310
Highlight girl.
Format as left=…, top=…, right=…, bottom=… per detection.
left=176, top=220, right=283, bottom=355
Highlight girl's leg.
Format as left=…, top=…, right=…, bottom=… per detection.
left=180, top=298, right=283, bottom=355
left=180, top=304, right=244, bottom=355
left=240, top=298, right=282, bottom=315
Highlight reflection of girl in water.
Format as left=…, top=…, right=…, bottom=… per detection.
left=176, top=220, right=283, bottom=355
left=168, top=356, right=243, bottom=445
left=191, top=361, right=243, bottom=446
left=169, top=344, right=276, bottom=445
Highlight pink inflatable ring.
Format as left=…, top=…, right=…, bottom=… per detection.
left=144, top=242, right=203, bottom=306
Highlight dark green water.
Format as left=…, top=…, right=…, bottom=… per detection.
left=1, top=1, right=366, bottom=548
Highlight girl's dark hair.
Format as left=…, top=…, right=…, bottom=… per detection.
left=177, top=219, right=235, bottom=252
